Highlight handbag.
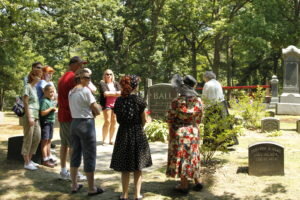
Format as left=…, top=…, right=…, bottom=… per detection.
left=12, top=96, right=25, bottom=117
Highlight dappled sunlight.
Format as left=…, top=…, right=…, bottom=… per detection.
left=0, top=174, right=33, bottom=187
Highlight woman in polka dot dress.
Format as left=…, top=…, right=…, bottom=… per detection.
left=110, top=75, right=152, bottom=200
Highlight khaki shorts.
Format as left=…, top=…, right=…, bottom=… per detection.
left=22, top=117, right=41, bottom=155
left=59, top=122, right=71, bottom=147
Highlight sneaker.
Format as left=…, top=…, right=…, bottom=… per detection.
left=24, top=163, right=38, bottom=170
left=42, top=160, right=55, bottom=168
left=60, top=170, right=71, bottom=181
left=77, top=172, right=87, bottom=182
left=30, top=160, right=39, bottom=167
left=49, top=154, right=57, bottom=162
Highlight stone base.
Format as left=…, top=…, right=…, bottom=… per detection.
left=280, top=93, right=300, bottom=103
left=269, top=97, right=279, bottom=108
left=276, top=103, right=300, bottom=115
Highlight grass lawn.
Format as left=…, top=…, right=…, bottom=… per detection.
left=0, top=112, right=300, bottom=200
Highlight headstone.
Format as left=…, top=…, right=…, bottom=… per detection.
left=147, top=83, right=178, bottom=120
left=297, top=120, right=300, bottom=133
left=248, top=142, right=284, bottom=176
left=7, top=136, right=42, bottom=164
left=269, top=75, right=279, bottom=108
left=277, top=46, right=300, bottom=115
left=261, top=117, right=280, bottom=132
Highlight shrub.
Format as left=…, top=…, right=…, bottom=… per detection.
left=200, top=101, right=242, bottom=164
left=266, top=130, right=282, bottom=137
left=144, top=119, right=168, bottom=142
left=229, top=87, right=266, bottom=129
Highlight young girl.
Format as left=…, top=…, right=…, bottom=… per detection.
left=40, top=85, right=57, bottom=168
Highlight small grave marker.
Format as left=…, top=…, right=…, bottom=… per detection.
left=248, top=142, right=284, bottom=176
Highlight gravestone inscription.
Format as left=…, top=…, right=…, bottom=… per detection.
left=248, top=142, right=284, bottom=176
left=147, top=83, right=178, bottom=120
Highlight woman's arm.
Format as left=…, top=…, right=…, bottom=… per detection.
left=23, top=95, right=34, bottom=126
left=141, top=110, right=147, bottom=127
left=104, top=91, right=120, bottom=97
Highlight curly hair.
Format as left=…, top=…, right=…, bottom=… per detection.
left=28, top=69, right=42, bottom=83
left=119, top=75, right=133, bottom=97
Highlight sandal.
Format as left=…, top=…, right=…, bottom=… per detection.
left=87, top=187, right=104, bottom=196
left=119, top=195, right=129, bottom=200
left=71, top=184, right=83, bottom=194
left=174, top=185, right=189, bottom=194
left=134, top=195, right=143, bottom=200
left=193, top=183, right=203, bottom=191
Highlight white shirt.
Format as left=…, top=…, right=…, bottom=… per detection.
left=69, top=87, right=96, bottom=118
left=202, top=79, right=224, bottom=102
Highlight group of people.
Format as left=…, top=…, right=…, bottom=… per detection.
left=21, top=56, right=228, bottom=199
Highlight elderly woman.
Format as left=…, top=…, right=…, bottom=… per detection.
left=68, top=68, right=103, bottom=196
left=110, top=75, right=152, bottom=200
left=22, top=69, right=43, bottom=170
left=99, top=69, right=121, bottom=145
left=166, top=74, right=204, bottom=193
left=202, top=71, right=238, bottom=146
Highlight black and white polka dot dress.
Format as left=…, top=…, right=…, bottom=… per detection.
left=110, top=94, right=152, bottom=172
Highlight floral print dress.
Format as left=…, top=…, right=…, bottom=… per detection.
left=166, top=96, right=203, bottom=179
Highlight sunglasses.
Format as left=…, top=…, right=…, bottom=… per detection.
left=105, top=73, right=113, bottom=76
left=34, top=66, right=42, bottom=69
left=82, top=76, right=91, bottom=80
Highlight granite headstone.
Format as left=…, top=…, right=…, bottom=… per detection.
left=147, top=83, right=178, bottom=120
left=261, top=117, right=280, bottom=132
left=249, top=142, right=284, bottom=176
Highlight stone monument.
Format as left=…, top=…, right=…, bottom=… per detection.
left=277, top=45, right=300, bottom=115
left=248, top=142, right=284, bottom=176
left=269, top=75, right=279, bottom=108
left=147, top=83, right=178, bottom=120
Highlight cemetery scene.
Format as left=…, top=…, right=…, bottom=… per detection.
left=1, top=1, right=300, bottom=200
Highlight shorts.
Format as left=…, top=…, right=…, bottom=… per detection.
left=70, top=118, right=96, bottom=172
left=59, top=121, right=71, bottom=147
left=41, top=121, right=54, bottom=140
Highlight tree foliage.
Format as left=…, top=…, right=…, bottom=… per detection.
left=1, top=0, right=300, bottom=110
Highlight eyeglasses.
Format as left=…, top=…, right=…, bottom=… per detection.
left=82, top=76, right=91, bottom=80
left=105, top=73, right=112, bottom=76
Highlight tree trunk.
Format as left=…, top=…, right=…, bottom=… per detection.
left=0, top=88, right=4, bottom=111
left=213, top=33, right=221, bottom=78
left=191, top=33, right=197, bottom=79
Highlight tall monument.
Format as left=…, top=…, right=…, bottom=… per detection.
left=276, top=45, right=300, bottom=115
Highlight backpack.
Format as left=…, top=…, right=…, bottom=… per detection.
left=12, top=96, right=25, bottom=117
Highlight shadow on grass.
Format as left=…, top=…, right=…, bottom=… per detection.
left=262, top=183, right=287, bottom=194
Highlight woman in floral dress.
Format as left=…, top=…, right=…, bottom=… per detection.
left=166, top=74, right=204, bottom=193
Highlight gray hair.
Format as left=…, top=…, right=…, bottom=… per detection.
left=203, top=71, right=216, bottom=80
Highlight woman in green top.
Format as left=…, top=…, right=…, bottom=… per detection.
left=22, top=69, right=42, bottom=171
